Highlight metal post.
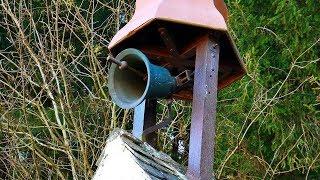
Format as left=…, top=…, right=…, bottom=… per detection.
left=132, top=99, right=158, bottom=147
left=187, top=36, right=220, bottom=180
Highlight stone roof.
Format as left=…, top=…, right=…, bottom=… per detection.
left=93, top=129, right=187, bottom=180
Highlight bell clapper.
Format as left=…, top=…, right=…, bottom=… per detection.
left=107, top=55, right=147, bottom=80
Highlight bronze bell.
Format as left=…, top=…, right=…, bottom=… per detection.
left=108, top=48, right=178, bottom=109
left=108, top=0, right=246, bottom=100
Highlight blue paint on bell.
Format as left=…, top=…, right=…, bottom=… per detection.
left=108, top=48, right=177, bottom=109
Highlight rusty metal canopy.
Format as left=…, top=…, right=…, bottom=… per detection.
left=108, top=0, right=246, bottom=100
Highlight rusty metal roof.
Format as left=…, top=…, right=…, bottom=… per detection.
left=109, top=0, right=228, bottom=49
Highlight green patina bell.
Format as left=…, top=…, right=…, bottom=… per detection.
left=108, top=48, right=177, bottom=109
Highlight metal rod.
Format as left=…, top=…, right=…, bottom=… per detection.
left=107, top=55, right=124, bottom=67
left=158, top=27, right=183, bottom=58
left=187, top=36, right=220, bottom=180
left=107, top=55, right=147, bottom=79
left=142, top=100, right=173, bottom=136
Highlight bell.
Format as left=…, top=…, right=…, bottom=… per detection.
left=108, top=0, right=246, bottom=100
left=108, top=48, right=177, bottom=109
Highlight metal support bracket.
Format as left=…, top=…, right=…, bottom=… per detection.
left=187, top=36, right=220, bottom=180
left=175, top=70, right=194, bottom=87
left=142, top=100, right=174, bottom=136
left=133, top=99, right=174, bottom=144
left=132, top=99, right=158, bottom=147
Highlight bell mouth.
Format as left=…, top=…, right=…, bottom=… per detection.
left=108, top=49, right=151, bottom=109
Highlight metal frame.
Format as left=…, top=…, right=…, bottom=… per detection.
left=131, top=35, right=220, bottom=179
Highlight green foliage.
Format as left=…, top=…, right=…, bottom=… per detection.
left=213, top=0, right=320, bottom=178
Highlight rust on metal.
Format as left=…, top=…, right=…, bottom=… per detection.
left=187, top=36, right=220, bottom=180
